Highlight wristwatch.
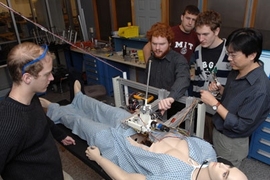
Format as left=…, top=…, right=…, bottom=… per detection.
left=212, top=101, right=221, bottom=111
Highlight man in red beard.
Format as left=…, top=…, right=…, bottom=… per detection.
left=145, top=22, right=190, bottom=115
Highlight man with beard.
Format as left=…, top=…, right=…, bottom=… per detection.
left=143, top=5, right=200, bottom=63
left=145, top=22, right=190, bottom=115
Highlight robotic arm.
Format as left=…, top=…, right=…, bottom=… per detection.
left=123, top=60, right=170, bottom=134
left=123, top=102, right=169, bottom=134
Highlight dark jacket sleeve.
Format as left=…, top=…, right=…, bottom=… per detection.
left=47, top=116, right=67, bottom=142
left=168, top=55, right=190, bottom=100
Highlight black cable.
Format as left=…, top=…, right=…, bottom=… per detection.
left=195, top=160, right=208, bottom=180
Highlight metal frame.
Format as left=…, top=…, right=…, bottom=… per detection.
left=112, top=76, right=206, bottom=138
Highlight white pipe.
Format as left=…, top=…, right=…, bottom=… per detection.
left=123, top=72, right=129, bottom=106
left=78, top=15, right=86, bottom=41
left=78, top=6, right=88, bottom=41
left=73, top=31, right=77, bottom=43
left=196, top=103, right=206, bottom=138
left=45, top=0, right=54, bottom=41
left=145, top=60, right=152, bottom=106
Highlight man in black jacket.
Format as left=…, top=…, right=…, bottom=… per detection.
left=145, top=22, right=190, bottom=116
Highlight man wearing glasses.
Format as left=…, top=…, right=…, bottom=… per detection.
left=200, top=28, right=270, bottom=168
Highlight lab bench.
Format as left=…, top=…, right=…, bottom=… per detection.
left=248, top=114, right=270, bottom=165
left=65, top=47, right=146, bottom=96
left=64, top=36, right=148, bottom=96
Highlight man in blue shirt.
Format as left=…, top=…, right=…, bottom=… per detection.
left=200, top=28, right=270, bottom=167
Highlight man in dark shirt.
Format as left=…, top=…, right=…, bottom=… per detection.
left=0, top=42, right=75, bottom=179
left=145, top=22, right=190, bottom=115
left=200, top=28, right=270, bottom=167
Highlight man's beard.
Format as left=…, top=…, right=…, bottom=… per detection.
left=153, top=47, right=170, bottom=59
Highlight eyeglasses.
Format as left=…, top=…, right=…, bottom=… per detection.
left=225, top=50, right=238, bottom=59
left=22, top=45, right=48, bottom=74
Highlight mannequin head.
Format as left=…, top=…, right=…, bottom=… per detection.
left=208, top=162, right=248, bottom=180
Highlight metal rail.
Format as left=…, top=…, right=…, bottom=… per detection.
left=112, top=76, right=206, bottom=138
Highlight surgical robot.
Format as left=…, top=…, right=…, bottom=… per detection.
left=122, top=60, right=171, bottom=134
left=112, top=60, right=206, bottom=137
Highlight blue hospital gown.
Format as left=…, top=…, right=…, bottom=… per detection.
left=47, top=92, right=217, bottom=180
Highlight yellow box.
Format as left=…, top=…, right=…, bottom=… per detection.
left=137, top=50, right=144, bottom=63
left=118, top=26, right=139, bottom=38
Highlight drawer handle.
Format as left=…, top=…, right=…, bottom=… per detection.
left=88, top=75, right=98, bottom=81
left=259, top=138, right=270, bottom=147
left=84, top=58, right=96, bottom=63
left=85, top=62, right=96, bottom=66
left=87, top=69, right=97, bottom=74
left=257, top=149, right=270, bottom=159
left=262, top=127, right=270, bottom=134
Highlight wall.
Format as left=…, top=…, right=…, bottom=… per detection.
left=0, top=0, right=32, bottom=17
left=79, top=0, right=95, bottom=41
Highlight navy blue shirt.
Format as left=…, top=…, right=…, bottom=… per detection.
left=213, top=62, right=270, bottom=138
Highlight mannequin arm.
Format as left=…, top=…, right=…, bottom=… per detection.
left=86, top=146, right=146, bottom=180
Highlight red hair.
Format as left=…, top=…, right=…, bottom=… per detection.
left=146, top=22, right=174, bottom=43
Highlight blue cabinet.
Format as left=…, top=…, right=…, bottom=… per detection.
left=64, top=48, right=84, bottom=72
left=83, top=54, right=105, bottom=85
left=83, top=54, right=129, bottom=96
left=248, top=114, right=270, bottom=165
